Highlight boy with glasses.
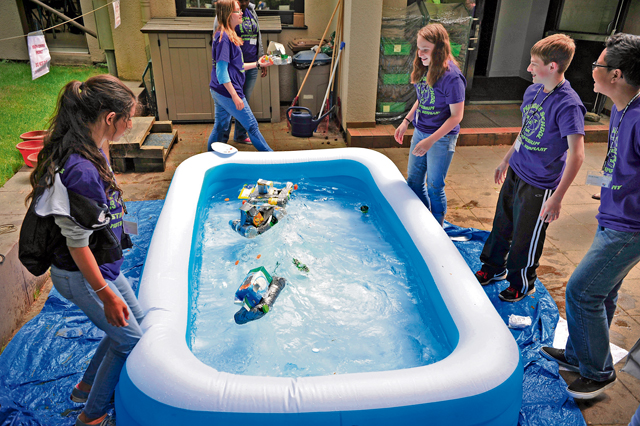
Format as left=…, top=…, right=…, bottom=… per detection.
left=474, top=34, right=586, bottom=302
left=541, top=32, right=640, bottom=400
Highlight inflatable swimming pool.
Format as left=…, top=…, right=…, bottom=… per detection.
left=116, top=148, right=522, bottom=425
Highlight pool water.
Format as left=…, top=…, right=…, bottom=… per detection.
left=189, top=177, right=452, bottom=378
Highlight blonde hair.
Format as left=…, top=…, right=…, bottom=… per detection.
left=411, top=23, right=458, bottom=86
left=215, top=0, right=243, bottom=46
left=530, top=34, right=576, bottom=74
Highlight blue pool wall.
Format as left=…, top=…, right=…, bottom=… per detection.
left=116, top=360, right=522, bottom=425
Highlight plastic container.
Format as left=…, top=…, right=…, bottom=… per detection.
left=234, top=266, right=272, bottom=310
left=16, top=140, right=44, bottom=167
left=293, top=51, right=332, bottom=116
left=19, top=130, right=48, bottom=142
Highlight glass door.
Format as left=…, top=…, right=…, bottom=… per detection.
left=545, top=0, right=631, bottom=111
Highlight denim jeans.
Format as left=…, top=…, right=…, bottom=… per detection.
left=631, top=404, right=640, bottom=426
left=564, top=226, right=640, bottom=381
left=50, top=266, right=144, bottom=420
left=207, top=88, right=272, bottom=152
left=406, top=128, right=458, bottom=226
left=222, top=67, right=259, bottom=141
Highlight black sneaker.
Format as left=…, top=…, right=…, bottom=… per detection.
left=499, top=285, right=536, bottom=302
left=540, top=347, right=580, bottom=372
left=474, top=269, right=507, bottom=286
left=567, top=372, right=617, bottom=400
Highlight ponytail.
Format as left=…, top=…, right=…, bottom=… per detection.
left=26, top=74, right=136, bottom=205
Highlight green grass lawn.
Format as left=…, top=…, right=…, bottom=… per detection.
left=0, top=61, right=108, bottom=188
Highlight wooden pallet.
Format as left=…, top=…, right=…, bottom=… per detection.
left=110, top=117, right=177, bottom=173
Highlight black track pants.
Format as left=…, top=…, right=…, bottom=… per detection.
left=480, top=168, right=554, bottom=293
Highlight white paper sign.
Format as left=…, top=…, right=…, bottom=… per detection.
left=27, top=31, right=50, bottom=80
left=113, top=0, right=121, bottom=28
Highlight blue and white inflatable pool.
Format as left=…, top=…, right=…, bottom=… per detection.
left=116, top=148, right=522, bottom=425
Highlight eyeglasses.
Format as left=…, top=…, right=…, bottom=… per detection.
left=232, top=10, right=242, bottom=15
left=592, top=61, right=613, bottom=72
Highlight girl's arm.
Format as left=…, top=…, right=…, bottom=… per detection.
left=394, top=100, right=420, bottom=145
left=217, top=60, right=244, bottom=110
left=412, top=101, right=464, bottom=156
left=69, top=246, right=130, bottom=327
left=243, top=55, right=273, bottom=71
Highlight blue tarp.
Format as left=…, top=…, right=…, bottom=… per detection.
left=0, top=202, right=584, bottom=426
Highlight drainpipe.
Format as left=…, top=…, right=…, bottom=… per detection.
left=92, top=0, right=117, bottom=77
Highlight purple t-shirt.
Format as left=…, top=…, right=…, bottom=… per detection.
left=237, top=8, right=259, bottom=62
left=509, top=81, right=586, bottom=190
left=60, top=151, right=124, bottom=281
left=210, top=31, right=245, bottom=99
left=412, top=61, right=466, bottom=135
left=597, top=98, right=640, bottom=232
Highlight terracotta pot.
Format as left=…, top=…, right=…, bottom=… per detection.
left=16, top=140, right=44, bottom=167
left=19, top=130, right=49, bottom=141
left=27, top=152, right=39, bottom=168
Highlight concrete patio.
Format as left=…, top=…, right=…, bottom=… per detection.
left=1, top=116, right=639, bottom=425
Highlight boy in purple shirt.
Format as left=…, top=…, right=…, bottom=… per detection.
left=475, top=34, right=586, bottom=302
left=541, top=33, right=640, bottom=400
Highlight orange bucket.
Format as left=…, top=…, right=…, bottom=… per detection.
left=16, top=140, right=44, bottom=167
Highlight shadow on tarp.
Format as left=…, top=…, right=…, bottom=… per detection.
left=0, top=205, right=584, bottom=426
left=444, top=222, right=585, bottom=426
left=0, top=200, right=164, bottom=426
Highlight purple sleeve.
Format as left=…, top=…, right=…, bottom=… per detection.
left=444, top=73, right=466, bottom=105
left=557, top=98, right=586, bottom=137
left=214, top=32, right=232, bottom=64
left=61, top=157, right=108, bottom=206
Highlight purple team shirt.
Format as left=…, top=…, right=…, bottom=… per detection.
left=237, top=8, right=259, bottom=62
left=412, top=61, right=466, bottom=135
left=597, top=98, right=640, bottom=232
left=509, top=81, right=586, bottom=190
left=60, top=151, right=124, bottom=281
left=210, top=31, right=245, bottom=99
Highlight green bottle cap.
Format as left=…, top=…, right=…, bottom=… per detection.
left=262, top=305, right=269, bottom=313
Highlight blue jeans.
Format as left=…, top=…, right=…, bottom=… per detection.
left=564, top=226, right=640, bottom=381
left=406, top=129, right=458, bottom=226
left=631, top=404, right=640, bottom=426
left=207, top=88, right=272, bottom=152
left=51, top=266, right=144, bottom=420
left=223, top=68, right=259, bottom=141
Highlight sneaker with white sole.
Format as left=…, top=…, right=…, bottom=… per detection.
left=474, top=268, right=507, bottom=286
left=70, top=384, right=90, bottom=403
left=567, top=372, right=617, bottom=399
left=540, top=347, right=580, bottom=372
left=499, top=285, right=536, bottom=302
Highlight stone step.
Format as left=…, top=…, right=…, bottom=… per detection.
left=346, top=124, right=609, bottom=148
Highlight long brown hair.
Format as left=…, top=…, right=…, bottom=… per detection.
left=215, top=0, right=243, bottom=46
left=26, top=74, right=136, bottom=205
left=410, top=23, right=458, bottom=86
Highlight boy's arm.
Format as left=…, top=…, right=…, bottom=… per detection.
left=539, top=133, right=585, bottom=223
left=495, top=141, right=518, bottom=184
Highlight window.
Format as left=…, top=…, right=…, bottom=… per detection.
left=176, top=0, right=304, bottom=17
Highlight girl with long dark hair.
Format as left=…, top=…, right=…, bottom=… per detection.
left=26, top=74, right=143, bottom=426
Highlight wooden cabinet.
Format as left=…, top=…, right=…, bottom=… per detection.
left=141, top=18, right=281, bottom=123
